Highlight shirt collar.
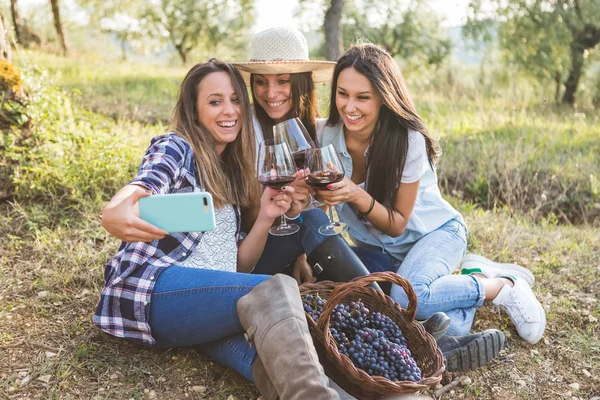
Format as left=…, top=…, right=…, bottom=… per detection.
left=332, top=122, right=370, bottom=158
left=331, top=122, right=349, bottom=155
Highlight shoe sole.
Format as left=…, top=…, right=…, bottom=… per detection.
left=444, top=330, right=505, bottom=372
left=529, top=305, right=546, bottom=344
left=461, top=254, right=535, bottom=287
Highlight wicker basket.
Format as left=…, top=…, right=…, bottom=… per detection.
left=299, top=272, right=444, bottom=399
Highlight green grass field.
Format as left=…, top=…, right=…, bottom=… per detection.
left=0, top=51, right=598, bottom=399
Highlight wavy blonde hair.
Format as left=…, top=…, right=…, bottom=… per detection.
left=171, top=60, right=258, bottom=209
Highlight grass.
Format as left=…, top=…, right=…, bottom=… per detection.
left=1, top=51, right=599, bottom=399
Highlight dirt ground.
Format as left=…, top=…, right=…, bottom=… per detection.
left=1, top=206, right=599, bottom=400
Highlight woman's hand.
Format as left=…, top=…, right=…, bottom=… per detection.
left=286, top=170, right=313, bottom=217
left=102, top=185, right=167, bottom=242
left=315, top=176, right=361, bottom=206
left=292, top=254, right=317, bottom=285
left=258, top=185, right=295, bottom=221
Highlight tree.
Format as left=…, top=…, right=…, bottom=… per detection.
left=9, top=0, right=42, bottom=49
left=144, top=0, right=255, bottom=64
left=49, top=0, right=68, bottom=55
left=466, top=0, right=600, bottom=105
left=299, top=0, right=451, bottom=66
left=0, top=12, right=11, bottom=60
left=78, top=0, right=149, bottom=61
left=10, top=0, right=22, bottom=45
left=324, top=0, right=343, bottom=60
left=347, top=0, right=450, bottom=66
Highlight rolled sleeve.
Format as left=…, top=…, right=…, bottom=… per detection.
left=130, top=136, right=186, bottom=194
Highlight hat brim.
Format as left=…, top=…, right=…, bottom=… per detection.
left=232, top=60, right=335, bottom=84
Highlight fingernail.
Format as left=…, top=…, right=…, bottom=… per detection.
left=327, top=184, right=332, bottom=189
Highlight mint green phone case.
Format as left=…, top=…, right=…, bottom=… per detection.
left=138, top=192, right=216, bottom=233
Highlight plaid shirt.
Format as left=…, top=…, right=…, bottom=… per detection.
left=93, top=133, right=235, bottom=345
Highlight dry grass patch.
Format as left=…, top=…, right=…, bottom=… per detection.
left=1, top=202, right=598, bottom=399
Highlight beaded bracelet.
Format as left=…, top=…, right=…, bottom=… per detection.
left=357, top=196, right=376, bottom=221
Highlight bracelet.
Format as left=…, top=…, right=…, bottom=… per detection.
left=285, top=212, right=302, bottom=221
left=357, top=196, right=376, bottom=221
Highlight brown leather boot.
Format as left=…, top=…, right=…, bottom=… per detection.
left=238, top=274, right=339, bottom=400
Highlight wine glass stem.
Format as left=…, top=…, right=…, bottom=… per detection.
left=328, top=205, right=335, bottom=225
left=280, top=213, right=289, bottom=228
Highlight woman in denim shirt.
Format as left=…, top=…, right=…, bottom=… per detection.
left=317, top=44, right=546, bottom=368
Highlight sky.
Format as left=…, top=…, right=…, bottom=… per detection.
left=253, top=0, right=472, bottom=33
left=19, top=0, right=472, bottom=33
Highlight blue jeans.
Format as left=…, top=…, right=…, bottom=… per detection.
left=149, top=267, right=270, bottom=381
left=149, top=209, right=330, bottom=382
left=252, top=208, right=330, bottom=275
left=353, top=220, right=484, bottom=336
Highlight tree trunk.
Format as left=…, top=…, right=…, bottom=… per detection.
left=554, top=71, right=562, bottom=104
left=0, top=13, right=11, bottom=60
left=562, top=24, right=600, bottom=105
left=175, top=44, right=187, bottom=64
left=10, top=0, right=22, bottom=45
left=49, top=0, right=68, bottom=56
left=562, top=41, right=584, bottom=105
left=324, top=0, right=344, bottom=61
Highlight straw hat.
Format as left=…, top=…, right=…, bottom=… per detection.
left=232, top=27, right=335, bottom=83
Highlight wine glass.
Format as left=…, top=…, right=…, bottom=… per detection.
left=304, top=144, right=348, bottom=236
left=273, top=117, right=324, bottom=209
left=257, top=139, right=300, bottom=236
left=272, top=117, right=315, bottom=170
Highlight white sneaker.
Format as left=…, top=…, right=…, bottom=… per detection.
left=493, top=279, right=546, bottom=344
left=461, top=254, right=535, bottom=287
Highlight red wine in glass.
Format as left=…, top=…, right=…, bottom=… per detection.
left=258, top=174, right=296, bottom=190
left=304, top=171, right=344, bottom=190
left=292, top=150, right=307, bottom=170
left=256, top=139, right=299, bottom=236
left=305, top=144, right=349, bottom=236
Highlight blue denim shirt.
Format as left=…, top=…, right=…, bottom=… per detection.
left=319, top=122, right=466, bottom=264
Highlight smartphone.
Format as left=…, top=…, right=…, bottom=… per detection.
left=138, top=192, right=216, bottom=233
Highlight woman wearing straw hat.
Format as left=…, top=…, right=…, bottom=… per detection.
left=232, top=26, right=334, bottom=144
left=232, top=27, right=386, bottom=290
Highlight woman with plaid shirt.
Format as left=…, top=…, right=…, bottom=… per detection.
left=94, top=60, right=341, bottom=400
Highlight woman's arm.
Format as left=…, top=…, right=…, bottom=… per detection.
left=317, top=179, right=418, bottom=237
left=101, top=135, right=185, bottom=242
left=237, top=186, right=294, bottom=272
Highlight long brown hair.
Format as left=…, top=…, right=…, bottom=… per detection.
left=327, top=43, right=440, bottom=214
left=171, top=60, right=257, bottom=209
left=251, top=72, right=319, bottom=143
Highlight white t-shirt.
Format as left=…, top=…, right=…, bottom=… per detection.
left=401, top=131, right=430, bottom=184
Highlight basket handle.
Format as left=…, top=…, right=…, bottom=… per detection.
left=316, top=272, right=418, bottom=341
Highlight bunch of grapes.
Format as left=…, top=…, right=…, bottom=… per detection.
left=301, top=295, right=422, bottom=382
left=302, top=294, right=326, bottom=322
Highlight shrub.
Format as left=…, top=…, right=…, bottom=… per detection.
left=2, top=66, right=160, bottom=221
